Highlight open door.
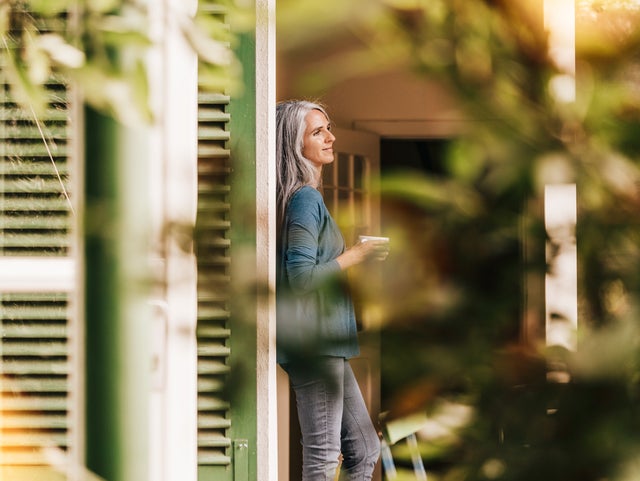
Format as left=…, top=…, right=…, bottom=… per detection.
left=277, top=126, right=382, bottom=481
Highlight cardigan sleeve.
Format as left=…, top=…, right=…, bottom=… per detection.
left=285, top=188, right=342, bottom=295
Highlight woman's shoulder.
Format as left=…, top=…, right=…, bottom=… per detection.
left=287, top=186, right=326, bottom=220
left=290, top=185, right=323, bottom=207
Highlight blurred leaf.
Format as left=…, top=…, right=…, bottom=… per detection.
left=182, top=19, right=232, bottom=67
left=26, top=0, right=71, bottom=16
left=75, top=63, right=151, bottom=125
left=1, top=42, right=48, bottom=116
left=36, top=33, right=85, bottom=68
left=0, top=0, right=248, bottom=123
left=382, top=172, right=483, bottom=217
left=87, top=0, right=120, bottom=14
left=25, top=30, right=51, bottom=84
left=0, top=3, right=11, bottom=36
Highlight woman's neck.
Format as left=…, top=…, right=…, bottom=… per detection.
left=310, top=166, right=322, bottom=188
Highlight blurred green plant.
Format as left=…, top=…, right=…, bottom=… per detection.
left=279, top=1, right=640, bottom=480
left=0, top=0, right=248, bottom=123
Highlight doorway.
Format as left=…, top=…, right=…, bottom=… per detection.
left=276, top=18, right=465, bottom=481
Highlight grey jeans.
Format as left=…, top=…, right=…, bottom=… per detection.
left=283, top=357, right=381, bottom=481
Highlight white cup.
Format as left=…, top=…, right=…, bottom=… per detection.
left=358, top=235, right=389, bottom=244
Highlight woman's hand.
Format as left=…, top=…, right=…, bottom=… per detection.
left=335, top=239, right=389, bottom=270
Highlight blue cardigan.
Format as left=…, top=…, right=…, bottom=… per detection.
left=276, top=186, right=359, bottom=364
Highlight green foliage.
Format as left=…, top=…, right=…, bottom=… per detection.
left=279, top=1, right=640, bottom=480
left=0, top=0, right=247, bottom=123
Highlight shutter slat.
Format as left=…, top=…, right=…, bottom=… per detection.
left=197, top=111, right=230, bottom=123
left=1, top=362, right=68, bottom=376
left=198, top=184, right=230, bottom=196
left=2, top=312, right=67, bottom=320
left=197, top=360, right=230, bottom=376
left=1, top=396, right=68, bottom=411
left=2, top=377, right=67, bottom=392
left=0, top=414, right=68, bottom=429
left=0, top=433, right=67, bottom=447
left=0, top=178, right=71, bottom=193
left=197, top=273, right=231, bottom=285
left=0, top=215, right=69, bottom=229
left=197, top=200, right=230, bottom=212
left=197, top=261, right=230, bottom=272
left=0, top=108, right=67, bottom=122
left=196, top=308, right=230, bottom=322
left=194, top=218, right=230, bottom=230
left=0, top=235, right=69, bottom=248
left=196, top=452, right=231, bottom=466
left=196, top=326, right=230, bottom=338
left=0, top=143, right=68, bottom=156
left=0, top=454, right=59, bottom=466
left=1, top=293, right=66, bottom=301
left=197, top=145, right=231, bottom=158
left=198, top=126, right=230, bottom=141
left=197, top=345, right=230, bottom=357
left=197, top=162, right=231, bottom=175
left=3, top=304, right=67, bottom=313
left=2, top=341, right=68, bottom=356
left=198, top=290, right=228, bottom=302
left=0, top=161, right=69, bottom=176
left=196, top=236, right=231, bottom=249
left=197, top=93, right=230, bottom=104
left=0, top=125, right=68, bottom=139
left=196, top=435, right=231, bottom=448
left=197, top=397, right=230, bottom=411
left=0, top=198, right=70, bottom=210
left=2, top=325, right=67, bottom=337
left=197, top=378, right=225, bottom=392
left=197, top=414, right=231, bottom=429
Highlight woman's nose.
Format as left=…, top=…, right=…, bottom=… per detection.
left=327, top=131, right=336, bottom=142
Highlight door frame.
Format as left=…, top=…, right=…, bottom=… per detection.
left=276, top=126, right=383, bottom=481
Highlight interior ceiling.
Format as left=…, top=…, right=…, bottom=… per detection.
left=276, top=21, right=465, bottom=139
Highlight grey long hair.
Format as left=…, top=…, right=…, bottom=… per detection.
left=276, top=100, right=330, bottom=225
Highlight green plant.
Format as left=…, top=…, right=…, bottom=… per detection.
left=279, top=1, right=640, bottom=480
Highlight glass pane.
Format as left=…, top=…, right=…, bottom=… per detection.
left=338, top=153, right=351, bottom=189
left=354, top=191, right=365, bottom=226
left=322, top=161, right=335, bottom=188
left=354, top=155, right=366, bottom=190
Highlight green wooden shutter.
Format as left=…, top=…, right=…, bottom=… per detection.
left=0, top=293, right=70, bottom=468
left=0, top=10, right=76, bottom=478
left=197, top=3, right=262, bottom=480
left=196, top=85, right=232, bottom=473
left=0, top=79, right=71, bottom=256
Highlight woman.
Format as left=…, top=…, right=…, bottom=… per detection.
left=276, top=100, right=387, bottom=481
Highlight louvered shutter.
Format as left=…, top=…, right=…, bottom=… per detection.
left=0, top=11, right=77, bottom=478
left=0, top=80, right=71, bottom=256
left=196, top=85, right=232, bottom=474
left=0, top=293, right=70, bottom=469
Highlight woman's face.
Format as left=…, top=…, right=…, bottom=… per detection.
left=302, top=109, right=336, bottom=168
